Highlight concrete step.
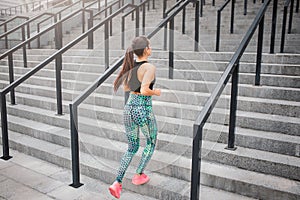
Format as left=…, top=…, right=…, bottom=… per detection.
left=6, top=93, right=299, bottom=156
left=2, top=55, right=300, bottom=88
left=4, top=109, right=300, bottom=182
left=1, top=64, right=300, bottom=102
left=3, top=84, right=300, bottom=136
left=12, top=48, right=300, bottom=65
left=2, top=122, right=299, bottom=200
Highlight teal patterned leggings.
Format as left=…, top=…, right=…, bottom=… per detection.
left=116, top=93, right=157, bottom=183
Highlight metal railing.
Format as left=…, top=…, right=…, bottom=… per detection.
left=191, top=0, right=273, bottom=198
left=0, top=0, right=138, bottom=161
left=69, top=0, right=198, bottom=188
left=162, top=0, right=187, bottom=51
left=0, top=13, right=57, bottom=49
left=0, top=0, right=92, bottom=50
left=280, top=0, right=296, bottom=53
left=36, top=0, right=103, bottom=48
left=215, top=0, right=236, bottom=51
left=0, top=0, right=66, bottom=16
left=121, top=0, right=156, bottom=50
left=0, top=8, right=97, bottom=113
left=0, top=0, right=121, bottom=110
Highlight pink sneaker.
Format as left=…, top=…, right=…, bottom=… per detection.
left=132, top=173, right=150, bottom=185
left=109, top=181, right=122, bottom=199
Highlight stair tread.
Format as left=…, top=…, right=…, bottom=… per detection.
left=6, top=104, right=300, bottom=169
left=5, top=129, right=300, bottom=197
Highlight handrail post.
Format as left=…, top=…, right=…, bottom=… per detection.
left=200, top=0, right=203, bottom=17
left=288, top=0, right=294, bottom=34
left=226, top=62, right=239, bottom=150
left=105, top=21, right=109, bottom=70
left=142, top=3, right=146, bottom=35
left=82, top=9, right=85, bottom=33
left=88, top=12, right=94, bottom=49
left=21, top=26, right=28, bottom=68
left=255, top=15, right=264, bottom=86
left=190, top=123, right=203, bottom=200
left=296, top=0, right=299, bottom=12
left=98, top=0, right=101, bottom=11
left=280, top=5, right=288, bottom=53
left=132, top=0, right=135, bottom=20
left=0, top=93, right=12, bottom=160
left=125, top=91, right=130, bottom=105
left=244, top=0, right=247, bottom=15
left=8, top=53, right=16, bottom=105
left=194, top=0, right=200, bottom=51
left=231, top=0, right=235, bottom=33
left=153, top=0, right=155, bottom=9
left=163, top=0, right=167, bottom=51
left=182, top=6, right=185, bottom=34
left=69, top=104, right=83, bottom=188
left=110, top=6, right=113, bottom=36
left=37, top=24, right=41, bottom=48
left=212, top=0, right=215, bottom=6
left=105, top=0, right=108, bottom=17
left=27, top=23, right=31, bottom=49
left=270, top=0, right=278, bottom=54
left=216, top=10, right=221, bottom=51
left=135, top=7, right=139, bottom=37
left=55, top=22, right=63, bottom=115
left=169, top=18, right=174, bottom=79
left=4, top=23, right=8, bottom=49
left=121, top=17, right=125, bottom=49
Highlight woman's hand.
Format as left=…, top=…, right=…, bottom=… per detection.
left=154, top=89, right=161, bottom=96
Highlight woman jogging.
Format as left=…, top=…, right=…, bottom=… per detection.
left=109, top=36, right=161, bottom=199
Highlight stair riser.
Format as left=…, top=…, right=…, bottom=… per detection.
left=1, top=75, right=300, bottom=117
left=2, top=71, right=299, bottom=102
left=2, top=136, right=299, bottom=200
left=201, top=172, right=299, bottom=200
left=5, top=111, right=300, bottom=183
left=12, top=49, right=300, bottom=64
left=1, top=63, right=299, bottom=88
left=6, top=94, right=300, bottom=140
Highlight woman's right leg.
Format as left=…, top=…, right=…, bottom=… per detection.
left=115, top=106, right=140, bottom=183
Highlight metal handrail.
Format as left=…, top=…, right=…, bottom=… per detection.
left=69, top=0, right=196, bottom=188
left=0, top=16, right=30, bottom=49
left=280, top=0, right=295, bottom=53
left=0, top=6, right=97, bottom=110
left=0, top=0, right=44, bottom=16
left=92, top=0, right=123, bottom=37
left=36, top=0, right=102, bottom=48
left=215, top=0, right=231, bottom=51
left=0, top=16, right=29, bottom=28
left=191, top=0, right=272, bottom=199
left=0, top=12, right=57, bottom=49
left=121, top=0, right=153, bottom=49
left=162, top=0, right=187, bottom=50
left=0, top=0, right=62, bottom=16
left=0, top=1, right=139, bottom=163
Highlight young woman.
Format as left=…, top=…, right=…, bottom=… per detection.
left=109, top=36, right=161, bottom=199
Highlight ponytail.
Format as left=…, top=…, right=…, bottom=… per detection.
left=114, top=46, right=134, bottom=92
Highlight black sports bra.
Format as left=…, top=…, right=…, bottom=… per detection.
left=128, top=60, right=156, bottom=93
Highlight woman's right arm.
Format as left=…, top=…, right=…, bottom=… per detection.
left=140, top=65, right=161, bottom=96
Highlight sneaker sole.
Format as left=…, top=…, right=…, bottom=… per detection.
left=109, top=187, right=120, bottom=199
left=132, top=177, right=150, bottom=185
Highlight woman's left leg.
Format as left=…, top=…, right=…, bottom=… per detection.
left=136, top=111, right=158, bottom=174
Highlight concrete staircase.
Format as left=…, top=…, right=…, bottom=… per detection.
left=0, top=0, right=300, bottom=199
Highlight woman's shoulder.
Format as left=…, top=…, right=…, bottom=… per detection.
left=141, top=62, right=156, bottom=71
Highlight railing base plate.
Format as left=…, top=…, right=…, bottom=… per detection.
left=69, top=183, right=84, bottom=188
left=225, top=147, right=237, bottom=151
left=1, top=155, right=12, bottom=160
